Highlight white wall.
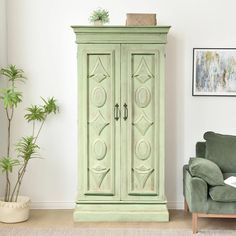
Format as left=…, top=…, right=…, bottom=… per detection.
left=4, top=0, right=236, bottom=209
left=0, top=0, right=7, bottom=65
left=0, top=0, right=7, bottom=197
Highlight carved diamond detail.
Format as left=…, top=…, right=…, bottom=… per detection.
left=133, top=165, right=154, bottom=188
left=90, top=165, right=110, bottom=188
left=133, top=57, right=154, bottom=83
left=90, top=111, right=109, bottom=135
left=89, top=57, right=110, bottom=83
left=133, top=113, right=153, bottom=135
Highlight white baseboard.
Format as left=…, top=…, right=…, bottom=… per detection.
left=31, top=201, right=184, bottom=210
left=167, top=201, right=184, bottom=210
left=31, top=201, right=75, bottom=209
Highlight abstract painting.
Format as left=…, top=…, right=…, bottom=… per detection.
left=193, top=48, right=236, bottom=96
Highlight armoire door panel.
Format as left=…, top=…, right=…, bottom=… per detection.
left=78, top=44, right=121, bottom=200
left=121, top=44, right=165, bottom=201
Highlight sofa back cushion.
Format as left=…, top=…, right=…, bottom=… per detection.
left=204, top=131, right=236, bottom=173
left=196, top=142, right=206, bottom=157
left=223, top=173, right=236, bottom=180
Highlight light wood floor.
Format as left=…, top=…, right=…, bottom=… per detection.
left=0, top=210, right=235, bottom=231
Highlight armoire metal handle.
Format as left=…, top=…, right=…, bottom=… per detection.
left=123, top=103, right=128, bottom=120
left=114, top=103, right=120, bottom=121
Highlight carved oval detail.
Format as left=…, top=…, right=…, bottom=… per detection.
left=135, top=87, right=151, bottom=108
left=93, top=139, right=107, bottom=160
left=91, top=86, right=107, bottom=108
left=135, top=139, right=151, bottom=160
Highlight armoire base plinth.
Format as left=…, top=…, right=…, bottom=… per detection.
left=74, top=203, right=169, bottom=222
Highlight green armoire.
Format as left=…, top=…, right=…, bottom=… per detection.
left=72, top=26, right=170, bottom=222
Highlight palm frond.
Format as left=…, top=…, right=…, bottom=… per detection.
left=41, top=97, right=59, bottom=115
left=0, top=65, right=26, bottom=83
left=0, top=157, right=20, bottom=173
left=16, top=136, right=39, bottom=161
left=24, top=105, right=45, bottom=122
left=0, top=89, right=22, bottom=109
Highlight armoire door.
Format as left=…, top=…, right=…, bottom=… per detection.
left=77, top=44, right=121, bottom=201
left=121, top=44, right=166, bottom=201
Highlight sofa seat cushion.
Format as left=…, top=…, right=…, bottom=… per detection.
left=209, top=185, right=236, bottom=202
left=204, top=131, right=236, bottom=173
left=207, top=198, right=236, bottom=214
left=189, top=158, right=224, bottom=186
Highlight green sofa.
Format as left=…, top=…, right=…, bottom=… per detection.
left=183, top=131, right=236, bottom=233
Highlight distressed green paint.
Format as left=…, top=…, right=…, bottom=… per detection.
left=77, top=44, right=121, bottom=201
left=121, top=44, right=165, bottom=201
left=73, top=26, right=170, bottom=222
left=74, top=204, right=168, bottom=222
left=71, top=26, right=170, bottom=44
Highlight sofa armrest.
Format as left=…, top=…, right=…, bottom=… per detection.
left=183, top=164, right=208, bottom=213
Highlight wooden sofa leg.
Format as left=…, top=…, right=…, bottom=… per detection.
left=184, top=199, right=189, bottom=212
left=192, top=213, right=198, bottom=234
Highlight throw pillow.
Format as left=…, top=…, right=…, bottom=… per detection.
left=189, top=157, right=224, bottom=186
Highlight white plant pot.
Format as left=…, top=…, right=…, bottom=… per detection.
left=94, top=20, right=103, bottom=26
left=0, top=196, right=30, bottom=223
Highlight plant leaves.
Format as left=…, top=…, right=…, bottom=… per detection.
left=0, top=157, right=20, bottom=173
left=24, top=105, right=45, bottom=122
left=16, top=136, right=39, bottom=161
left=0, top=89, right=22, bottom=109
left=89, top=8, right=109, bottom=23
left=0, top=64, right=26, bottom=83
left=41, top=97, right=59, bottom=115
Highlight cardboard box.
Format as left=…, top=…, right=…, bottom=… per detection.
left=126, top=13, right=157, bottom=26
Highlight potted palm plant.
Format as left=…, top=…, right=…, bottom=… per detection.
left=0, top=65, right=59, bottom=223
left=89, top=8, right=110, bottom=26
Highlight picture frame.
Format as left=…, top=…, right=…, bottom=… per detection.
left=192, top=48, right=236, bottom=96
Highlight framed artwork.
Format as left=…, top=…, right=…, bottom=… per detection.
left=192, top=48, right=236, bottom=96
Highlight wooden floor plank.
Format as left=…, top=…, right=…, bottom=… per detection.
left=0, top=210, right=235, bottom=231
